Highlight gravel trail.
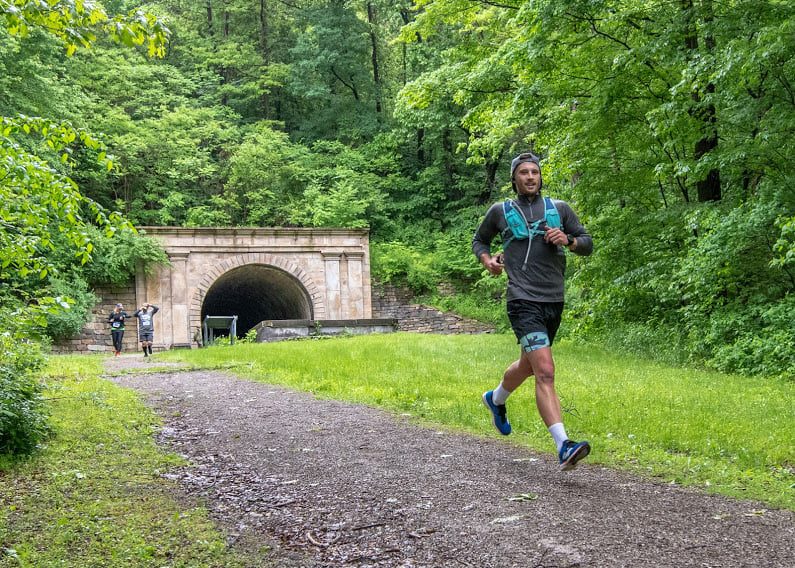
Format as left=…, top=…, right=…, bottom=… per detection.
left=107, top=358, right=794, bottom=568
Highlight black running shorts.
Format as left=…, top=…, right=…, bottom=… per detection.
left=507, top=299, right=564, bottom=351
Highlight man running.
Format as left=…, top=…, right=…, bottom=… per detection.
left=472, top=151, right=594, bottom=470
left=133, top=302, right=159, bottom=357
left=108, top=303, right=128, bottom=356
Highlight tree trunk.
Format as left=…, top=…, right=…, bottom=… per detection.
left=220, top=4, right=230, bottom=106
left=367, top=2, right=382, bottom=116
left=482, top=157, right=499, bottom=204
left=259, top=0, right=270, bottom=118
left=684, top=0, right=721, bottom=202
left=442, top=129, right=455, bottom=190
left=399, top=7, right=423, bottom=150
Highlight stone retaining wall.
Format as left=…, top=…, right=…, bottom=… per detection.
left=51, top=284, right=138, bottom=354
left=371, top=283, right=495, bottom=334
left=53, top=281, right=494, bottom=354
left=254, top=318, right=397, bottom=343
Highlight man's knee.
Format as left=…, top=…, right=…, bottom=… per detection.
left=534, top=366, right=555, bottom=385
left=524, top=350, right=554, bottom=384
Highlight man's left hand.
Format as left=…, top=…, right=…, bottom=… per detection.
left=543, top=226, right=569, bottom=246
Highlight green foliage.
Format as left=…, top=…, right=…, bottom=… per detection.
left=0, top=0, right=170, bottom=57
left=206, top=328, right=258, bottom=346
left=285, top=3, right=383, bottom=142
left=0, top=26, right=87, bottom=120
left=0, top=335, right=49, bottom=456
left=425, top=290, right=510, bottom=332
left=302, top=179, right=372, bottom=228
left=0, top=0, right=170, bottom=457
left=370, top=241, right=439, bottom=293
left=222, top=125, right=309, bottom=226
left=576, top=193, right=795, bottom=376
left=773, top=215, right=795, bottom=271
left=0, top=116, right=126, bottom=278
left=293, top=140, right=389, bottom=229
left=705, top=295, right=795, bottom=379
left=80, top=227, right=169, bottom=287
left=241, top=328, right=258, bottom=344
left=431, top=210, right=488, bottom=283
left=184, top=203, right=233, bottom=227
left=42, top=277, right=98, bottom=341
left=109, top=106, right=239, bottom=226
left=666, top=195, right=793, bottom=376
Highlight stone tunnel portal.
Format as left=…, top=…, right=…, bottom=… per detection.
left=201, top=264, right=313, bottom=337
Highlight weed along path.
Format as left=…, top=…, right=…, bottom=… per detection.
left=106, top=359, right=794, bottom=568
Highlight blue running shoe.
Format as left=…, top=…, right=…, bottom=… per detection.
left=482, top=390, right=511, bottom=435
left=559, top=439, right=590, bottom=471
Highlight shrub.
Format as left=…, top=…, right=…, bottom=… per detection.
left=426, top=291, right=509, bottom=331
left=80, top=228, right=169, bottom=287
left=370, top=242, right=439, bottom=293
left=707, top=295, right=795, bottom=379
left=0, top=335, right=50, bottom=456
left=43, top=277, right=98, bottom=341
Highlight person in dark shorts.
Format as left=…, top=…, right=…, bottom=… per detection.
left=472, top=152, right=594, bottom=471
left=107, top=303, right=128, bottom=356
left=133, top=302, right=159, bottom=357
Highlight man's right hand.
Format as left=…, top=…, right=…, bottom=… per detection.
left=481, top=253, right=504, bottom=276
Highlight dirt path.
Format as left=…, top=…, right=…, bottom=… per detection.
left=106, top=357, right=793, bottom=567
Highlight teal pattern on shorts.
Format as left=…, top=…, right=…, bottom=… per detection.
left=519, top=331, right=550, bottom=352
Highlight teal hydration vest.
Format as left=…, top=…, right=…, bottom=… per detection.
left=501, top=196, right=562, bottom=270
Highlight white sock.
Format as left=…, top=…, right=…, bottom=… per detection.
left=492, top=384, right=511, bottom=405
left=548, top=423, right=568, bottom=452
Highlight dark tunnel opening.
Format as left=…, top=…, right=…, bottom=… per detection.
left=201, top=264, right=312, bottom=337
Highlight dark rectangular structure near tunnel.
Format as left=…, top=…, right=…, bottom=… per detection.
left=254, top=319, right=397, bottom=342
left=203, top=315, right=238, bottom=345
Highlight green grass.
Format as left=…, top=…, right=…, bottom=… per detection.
left=0, top=355, right=272, bottom=568
left=156, top=333, right=795, bottom=510
left=2, top=334, right=792, bottom=567
left=422, top=291, right=511, bottom=331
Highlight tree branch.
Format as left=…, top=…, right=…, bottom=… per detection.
left=330, top=66, right=359, bottom=100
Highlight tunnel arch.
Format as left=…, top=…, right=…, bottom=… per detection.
left=190, top=253, right=326, bottom=338
left=202, top=264, right=311, bottom=336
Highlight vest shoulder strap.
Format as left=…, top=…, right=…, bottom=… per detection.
left=502, top=196, right=562, bottom=248
left=543, top=196, right=562, bottom=229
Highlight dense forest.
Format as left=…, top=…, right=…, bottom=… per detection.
left=1, top=0, right=793, bottom=453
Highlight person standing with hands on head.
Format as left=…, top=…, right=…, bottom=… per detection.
left=472, top=152, right=594, bottom=471
left=133, top=302, right=159, bottom=357
left=108, top=303, right=128, bottom=356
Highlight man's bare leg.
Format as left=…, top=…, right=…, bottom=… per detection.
left=524, top=347, right=561, bottom=426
